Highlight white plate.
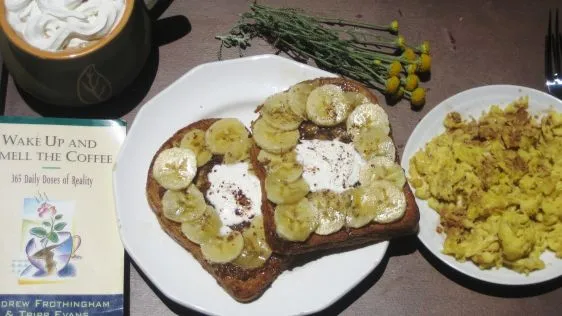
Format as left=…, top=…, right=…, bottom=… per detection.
left=401, top=84, right=562, bottom=286
left=113, top=54, right=389, bottom=315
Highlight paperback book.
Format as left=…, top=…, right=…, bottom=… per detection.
left=0, top=117, right=127, bottom=316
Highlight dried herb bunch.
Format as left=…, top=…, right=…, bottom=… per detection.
left=216, top=3, right=431, bottom=108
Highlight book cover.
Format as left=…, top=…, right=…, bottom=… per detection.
left=0, top=117, right=127, bottom=316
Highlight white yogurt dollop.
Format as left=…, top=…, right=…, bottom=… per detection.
left=5, top=0, right=126, bottom=51
left=296, top=139, right=365, bottom=193
left=206, top=162, right=262, bottom=227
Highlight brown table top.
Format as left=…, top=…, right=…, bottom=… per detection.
left=2, top=0, right=561, bottom=315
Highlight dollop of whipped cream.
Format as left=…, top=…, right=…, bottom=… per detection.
left=5, top=0, right=126, bottom=51
left=296, top=139, right=365, bottom=193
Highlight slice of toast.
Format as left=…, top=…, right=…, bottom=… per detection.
left=251, top=77, right=420, bottom=255
left=146, top=118, right=290, bottom=302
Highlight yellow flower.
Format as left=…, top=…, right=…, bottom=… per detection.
left=418, top=41, right=430, bottom=54
left=388, top=61, right=403, bottom=77
left=389, top=20, right=399, bottom=33
left=405, top=74, right=419, bottom=91
left=373, top=59, right=382, bottom=65
left=388, top=87, right=405, bottom=102
left=417, top=53, right=432, bottom=72
left=411, top=87, right=426, bottom=107
left=396, top=87, right=405, bottom=99
left=395, top=35, right=406, bottom=49
left=402, top=48, right=416, bottom=61
left=385, top=76, right=400, bottom=95
left=406, top=64, right=417, bottom=74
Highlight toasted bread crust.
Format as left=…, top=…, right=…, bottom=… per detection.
left=251, top=77, right=420, bottom=255
left=146, top=118, right=290, bottom=302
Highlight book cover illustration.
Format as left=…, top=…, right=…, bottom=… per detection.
left=0, top=117, right=126, bottom=316
left=16, top=193, right=79, bottom=282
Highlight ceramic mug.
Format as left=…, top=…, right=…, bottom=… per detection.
left=0, top=0, right=154, bottom=106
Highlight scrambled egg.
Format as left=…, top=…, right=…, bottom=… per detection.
left=409, top=97, right=562, bottom=274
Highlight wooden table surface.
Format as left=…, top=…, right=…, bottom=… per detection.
left=2, top=0, right=561, bottom=315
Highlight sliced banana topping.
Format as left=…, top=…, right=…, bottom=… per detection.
left=306, top=84, right=349, bottom=126
left=195, top=150, right=213, bottom=167
left=269, top=161, right=304, bottom=183
left=232, top=215, right=272, bottom=269
left=200, top=230, right=245, bottom=264
left=257, top=149, right=298, bottom=171
left=222, top=137, right=251, bottom=164
left=265, top=175, right=310, bottom=204
left=161, top=185, right=207, bottom=223
left=353, top=127, right=396, bottom=161
left=274, top=198, right=318, bottom=241
left=205, top=118, right=250, bottom=155
left=360, top=156, right=406, bottom=188
left=179, top=129, right=213, bottom=167
left=288, top=82, right=318, bottom=119
left=261, top=92, right=304, bottom=131
left=347, top=102, right=390, bottom=138
left=346, top=187, right=378, bottom=228
left=152, top=147, right=197, bottom=190
left=252, top=118, right=299, bottom=154
left=369, top=180, right=407, bottom=224
left=180, top=205, right=222, bottom=244
left=309, top=191, right=348, bottom=235
left=344, top=91, right=370, bottom=112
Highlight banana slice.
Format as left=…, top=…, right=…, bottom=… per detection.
left=288, top=82, right=318, bottom=119
left=252, top=118, right=300, bottom=154
left=370, top=180, right=407, bottom=224
left=269, top=161, right=304, bottom=183
left=161, top=185, right=206, bottom=222
left=261, top=92, right=303, bottom=131
left=196, top=150, right=213, bottom=167
left=344, top=91, right=370, bottom=112
left=265, top=175, right=310, bottom=204
left=353, top=127, right=396, bottom=161
left=309, top=191, right=348, bottom=235
left=257, top=149, right=298, bottom=171
left=360, top=156, right=406, bottom=188
left=180, top=205, right=222, bottom=244
left=179, top=129, right=213, bottom=167
left=179, top=129, right=205, bottom=152
left=152, top=147, right=197, bottom=190
left=306, top=84, right=349, bottom=126
left=205, top=118, right=250, bottom=155
left=232, top=215, right=272, bottom=269
left=274, top=198, right=318, bottom=241
left=223, top=137, right=251, bottom=164
left=346, top=188, right=377, bottom=228
left=200, top=230, right=244, bottom=264
left=347, top=102, right=390, bottom=138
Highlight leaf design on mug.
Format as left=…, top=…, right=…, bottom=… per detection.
left=77, top=64, right=113, bottom=104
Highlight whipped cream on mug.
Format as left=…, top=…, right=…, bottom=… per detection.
left=4, top=0, right=126, bottom=51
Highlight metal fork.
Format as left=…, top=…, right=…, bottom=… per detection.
left=546, top=9, right=562, bottom=99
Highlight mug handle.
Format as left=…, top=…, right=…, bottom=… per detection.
left=143, top=0, right=171, bottom=20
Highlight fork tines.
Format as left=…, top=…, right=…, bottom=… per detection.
left=546, top=9, right=561, bottom=80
